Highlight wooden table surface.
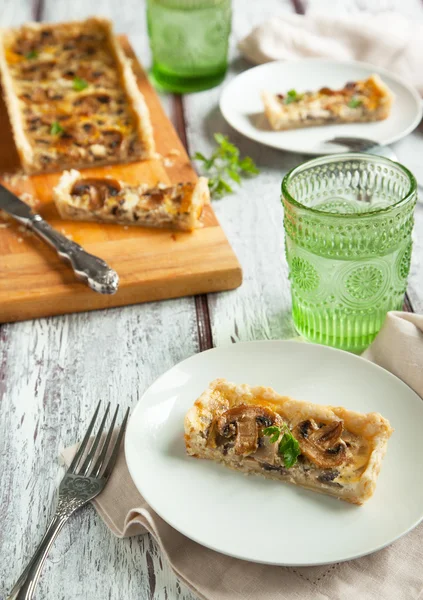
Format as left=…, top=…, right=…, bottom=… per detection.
left=1, top=0, right=422, bottom=599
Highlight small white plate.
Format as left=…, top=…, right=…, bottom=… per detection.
left=125, top=341, right=423, bottom=566
left=219, top=59, right=422, bottom=155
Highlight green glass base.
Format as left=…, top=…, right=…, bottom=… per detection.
left=149, top=64, right=227, bottom=93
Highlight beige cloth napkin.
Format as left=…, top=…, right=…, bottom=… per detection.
left=238, top=12, right=423, bottom=96
left=63, top=311, right=423, bottom=600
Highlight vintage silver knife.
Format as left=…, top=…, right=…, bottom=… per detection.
left=0, top=184, right=119, bottom=294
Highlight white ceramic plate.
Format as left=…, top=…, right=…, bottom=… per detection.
left=125, top=341, right=423, bottom=566
left=219, top=59, right=422, bottom=155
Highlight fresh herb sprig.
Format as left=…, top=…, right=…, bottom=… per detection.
left=193, top=133, right=259, bottom=199
left=25, top=50, right=38, bottom=60
left=284, top=89, right=303, bottom=105
left=348, top=97, right=362, bottom=109
left=263, top=424, right=301, bottom=468
left=50, top=121, right=64, bottom=136
left=73, top=76, right=89, bottom=91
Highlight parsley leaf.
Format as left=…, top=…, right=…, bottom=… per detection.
left=278, top=429, right=301, bottom=468
left=50, top=121, right=64, bottom=136
left=192, top=133, right=259, bottom=199
left=263, top=426, right=281, bottom=444
left=284, top=89, right=304, bottom=105
left=25, top=50, right=38, bottom=60
left=72, top=76, right=89, bottom=91
left=263, top=424, right=301, bottom=468
left=348, top=97, right=362, bottom=108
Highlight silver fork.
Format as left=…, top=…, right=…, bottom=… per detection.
left=324, top=136, right=423, bottom=193
left=7, top=401, right=129, bottom=600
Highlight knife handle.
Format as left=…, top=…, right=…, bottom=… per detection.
left=30, top=216, right=119, bottom=295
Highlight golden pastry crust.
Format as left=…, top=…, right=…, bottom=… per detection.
left=0, top=17, right=155, bottom=174
left=53, top=169, right=207, bottom=231
left=262, top=74, right=393, bottom=131
left=184, top=379, right=393, bottom=505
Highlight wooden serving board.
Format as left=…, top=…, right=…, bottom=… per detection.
left=0, top=36, right=242, bottom=323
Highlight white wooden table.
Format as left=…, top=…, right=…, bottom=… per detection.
left=1, top=0, right=422, bottom=598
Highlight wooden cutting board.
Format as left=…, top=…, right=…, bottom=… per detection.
left=0, top=36, right=242, bottom=323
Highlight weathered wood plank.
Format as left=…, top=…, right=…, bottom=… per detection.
left=183, top=0, right=299, bottom=346
left=0, top=1, right=198, bottom=599
left=0, top=0, right=33, bottom=26
left=0, top=304, right=199, bottom=600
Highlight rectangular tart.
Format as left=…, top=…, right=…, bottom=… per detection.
left=0, top=17, right=155, bottom=173
left=262, top=74, right=393, bottom=131
left=53, top=170, right=208, bottom=231
left=184, top=379, right=393, bottom=505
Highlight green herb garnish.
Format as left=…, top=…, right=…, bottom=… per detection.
left=263, top=424, right=301, bottom=468
left=284, top=89, right=303, bottom=104
left=50, top=121, right=64, bottom=136
left=193, top=133, right=259, bottom=199
left=72, top=76, right=89, bottom=91
left=348, top=97, right=362, bottom=108
left=25, top=50, right=38, bottom=60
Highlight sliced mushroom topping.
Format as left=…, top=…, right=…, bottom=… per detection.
left=209, top=404, right=282, bottom=456
left=101, top=129, right=123, bottom=150
left=20, top=61, right=57, bottom=81
left=73, top=92, right=111, bottom=115
left=253, top=435, right=279, bottom=465
left=71, top=178, right=121, bottom=210
left=293, top=419, right=347, bottom=469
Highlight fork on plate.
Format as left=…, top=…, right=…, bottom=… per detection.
left=7, top=401, right=129, bottom=600
left=324, top=136, right=423, bottom=193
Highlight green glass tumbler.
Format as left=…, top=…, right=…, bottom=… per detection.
left=146, top=0, right=231, bottom=93
left=282, top=153, right=417, bottom=353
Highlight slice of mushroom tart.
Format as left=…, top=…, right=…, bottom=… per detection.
left=0, top=18, right=155, bottom=174
left=53, top=169, right=208, bottom=231
left=184, top=379, right=393, bottom=505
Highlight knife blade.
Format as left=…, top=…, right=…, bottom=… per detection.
left=0, top=183, right=34, bottom=223
left=0, top=184, right=119, bottom=295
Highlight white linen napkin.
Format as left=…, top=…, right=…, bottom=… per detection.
left=238, top=12, right=423, bottom=95
left=63, top=311, right=423, bottom=600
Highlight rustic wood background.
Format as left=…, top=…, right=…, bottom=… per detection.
left=1, top=0, right=422, bottom=599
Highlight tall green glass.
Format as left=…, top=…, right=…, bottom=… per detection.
left=282, top=154, right=417, bottom=353
left=146, top=0, right=231, bottom=93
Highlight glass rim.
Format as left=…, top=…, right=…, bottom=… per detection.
left=281, top=153, right=417, bottom=219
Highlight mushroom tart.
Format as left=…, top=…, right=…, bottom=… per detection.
left=0, top=17, right=155, bottom=174
left=184, top=379, right=393, bottom=505
left=262, top=75, right=393, bottom=131
left=53, top=169, right=208, bottom=231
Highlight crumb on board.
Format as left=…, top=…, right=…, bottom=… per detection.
left=0, top=223, right=10, bottom=228
left=123, top=226, right=129, bottom=230
left=2, top=171, right=28, bottom=186
left=168, top=148, right=181, bottom=157
left=163, top=157, right=174, bottom=168
left=17, top=237, right=23, bottom=243
left=65, top=233, right=73, bottom=241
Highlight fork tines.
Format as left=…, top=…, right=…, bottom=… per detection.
left=68, top=402, right=129, bottom=481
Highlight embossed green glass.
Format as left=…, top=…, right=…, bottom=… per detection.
left=282, top=154, right=417, bottom=353
left=146, top=0, right=231, bottom=93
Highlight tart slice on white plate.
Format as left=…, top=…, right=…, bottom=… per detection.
left=184, top=378, right=393, bottom=504
left=53, top=170, right=208, bottom=231
left=262, top=74, right=393, bottom=131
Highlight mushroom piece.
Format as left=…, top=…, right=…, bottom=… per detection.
left=73, top=93, right=111, bottom=115
left=210, top=404, right=282, bottom=456
left=101, top=129, right=124, bottom=150
left=293, top=419, right=347, bottom=469
left=71, top=178, right=121, bottom=210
